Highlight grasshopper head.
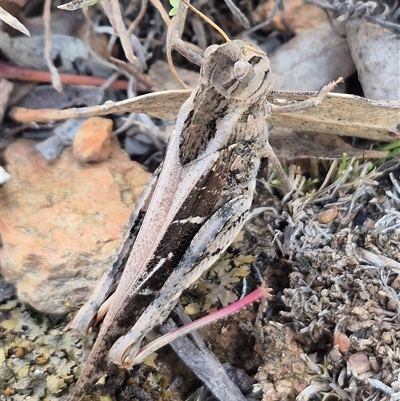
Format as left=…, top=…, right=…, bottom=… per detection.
left=202, top=39, right=271, bottom=101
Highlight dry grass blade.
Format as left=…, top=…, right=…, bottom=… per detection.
left=59, top=0, right=140, bottom=67
left=149, top=0, right=170, bottom=27
left=44, top=0, right=62, bottom=92
left=58, top=0, right=106, bottom=11
left=223, top=0, right=250, bottom=28
left=101, top=0, right=139, bottom=66
left=128, top=0, right=148, bottom=34
left=0, top=6, right=30, bottom=36
left=110, top=57, right=154, bottom=90
left=161, top=305, right=248, bottom=401
left=245, top=0, right=282, bottom=35
left=167, top=15, right=191, bottom=89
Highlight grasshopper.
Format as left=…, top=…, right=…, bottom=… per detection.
left=63, top=1, right=338, bottom=399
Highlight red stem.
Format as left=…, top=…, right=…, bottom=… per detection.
left=0, top=63, right=130, bottom=90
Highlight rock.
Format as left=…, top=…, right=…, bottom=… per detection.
left=269, top=22, right=355, bottom=91
left=349, top=352, right=371, bottom=375
left=333, top=331, right=350, bottom=354
left=317, top=206, right=339, bottom=224
left=46, top=374, right=67, bottom=394
left=0, top=279, right=16, bottom=303
left=73, top=117, right=113, bottom=162
left=0, top=138, right=150, bottom=314
left=346, top=20, right=400, bottom=101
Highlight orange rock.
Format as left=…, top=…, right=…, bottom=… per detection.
left=73, top=117, right=113, bottom=162
left=252, top=0, right=326, bottom=33
left=0, top=138, right=151, bottom=313
left=334, top=331, right=350, bottom=354
left=317, top=206, right=339, bottom=224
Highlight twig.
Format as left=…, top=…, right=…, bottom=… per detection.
left=128, top=0, right=148, bottom=34
left=166, top=14, right=191, bottom=89
left=101, top=0, right=139, bottom=66
left=160, top=311, right=248, bottom=401
left=44, top=0, right=62, bottom=92
left=132, top=287, right=270, bottom=365
left=245, top=0, right=283, bottom=35
left=110, top=57, right=154, bottom=90
left=223, top=0, right=250, bottom=28
left=150, top=0, right=171, bottom=27
left=0, top=63, right=132, bottom=90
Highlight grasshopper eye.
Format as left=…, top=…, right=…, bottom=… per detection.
left=248, top=56, right=262, bottom=66
left=233, top=60, right=254, bottom=82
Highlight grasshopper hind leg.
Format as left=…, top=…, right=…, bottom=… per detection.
left=108, top=194, right=254, bottom=368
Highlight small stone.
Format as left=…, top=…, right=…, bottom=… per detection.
left=369, top=356, right=380, bottom=372
left=46, top=374, right=67, bottom=394
left=363, top=217, right=376, bottom=230
left=73, top=117, right=113, bottom=162
left=185, top=303, right=200, bottom=315
left=4, top=387, right=15, bottom=396
left=348, top=352, right=371, bottom=374
left=12, top=376, right=31, bottom=390
left=381, top=332, right=392, bottom=345
left=333, top=331, right=350, bottom=354
left=387, top=299, right=398, bottom=311
left=17, top=365, right=30, bottom=378
left=390, top=276, right=400, bottom=291
left=317, top=206, right=339, bottom=224
left=0, top=298, right=19, bottom=312
left=143, top=353, right=158, bottom=369
left=35, top=353, right=50, bottom=365
left=14, top=347, right=26, bottom=359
